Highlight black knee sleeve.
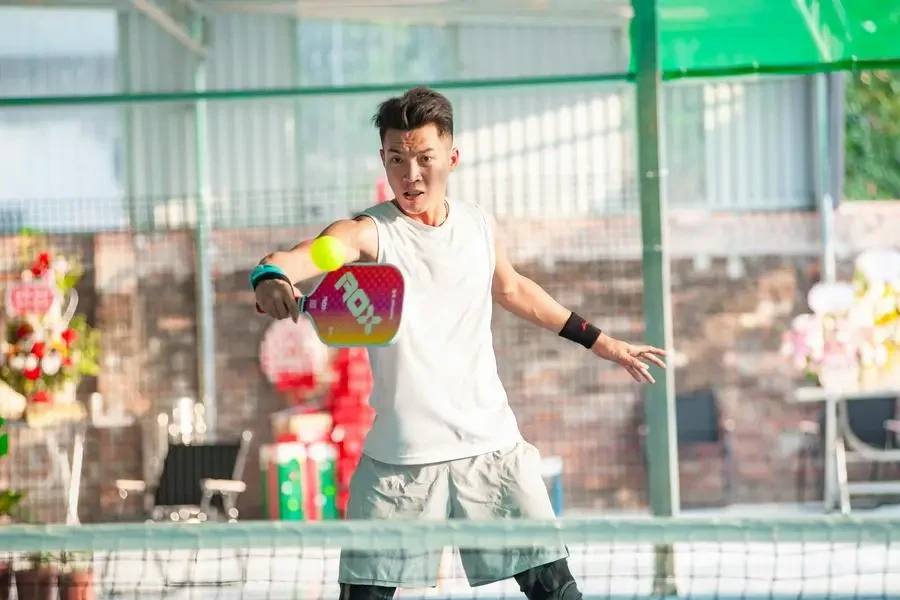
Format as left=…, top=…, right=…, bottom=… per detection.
left=514, top=558, right=582, bottom=600
left=339, top=584, right=397, bottom=600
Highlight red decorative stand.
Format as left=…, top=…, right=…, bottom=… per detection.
left=323, top=348, right=374, bottom=517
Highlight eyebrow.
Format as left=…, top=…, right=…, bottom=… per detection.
left=387, top=147, right=436, bottom=154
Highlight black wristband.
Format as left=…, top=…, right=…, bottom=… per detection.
left=559, top=312, right=602, bottom=349
left=250, top=270, right=293, bottom=291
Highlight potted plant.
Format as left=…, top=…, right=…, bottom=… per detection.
left=14, top=552, right=57, bottom=600
left=58, top=552, right=94, bottom=600
left=0, top=489, right=25, bottom=600
left=0, top=561, right=8, bottom=600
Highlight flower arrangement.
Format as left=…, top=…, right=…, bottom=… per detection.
left=782, top=249, right=900, bottom=391
left=0, top=241, right=100, bottom=410
left=781, top=311, right=860, bottom=389
left=852, top=250, right=900, bottom=388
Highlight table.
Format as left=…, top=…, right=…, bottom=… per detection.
left=2, top=420, right=85, bottom=524
left=790, top=386, right=900, bottom=513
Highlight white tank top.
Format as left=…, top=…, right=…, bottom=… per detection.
left=358, top=199, right=522, bottom=465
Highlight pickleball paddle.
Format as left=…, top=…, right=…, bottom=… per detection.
left=257, top=264, right=405, bottom=347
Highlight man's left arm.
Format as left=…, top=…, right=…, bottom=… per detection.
left=490, top=217, right=667, bottom=384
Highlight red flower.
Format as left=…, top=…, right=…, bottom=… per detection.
left=23, top=366, right=40, bottom=380
left=63, top=356, right=73, bottom=367
left=30, top=252, right=51, bottom=277
left=61, top=328, right=78, bottom=346
left=275, top=373, right=317, bottom=393
left=31, top=341, right=46, bottom=358
left=15, top=324, right=32, bottom=340
left=31, top=390, right=50, bottom=403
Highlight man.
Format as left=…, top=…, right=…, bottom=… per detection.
left=253, top=87, right=667, bottom=600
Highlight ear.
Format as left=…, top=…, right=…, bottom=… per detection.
left=379, top=148, right=385, bottom=165
left=449, top=146, right=460, bottom=171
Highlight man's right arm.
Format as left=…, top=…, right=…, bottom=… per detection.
left=255, top=216, right=378, bottom=320
left=260, top=216, right=378, bottom=283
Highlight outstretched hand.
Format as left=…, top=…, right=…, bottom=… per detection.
left=591, top=334, right=668, bottom=384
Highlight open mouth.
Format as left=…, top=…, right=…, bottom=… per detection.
left=403, top=191, right=425, bottom=200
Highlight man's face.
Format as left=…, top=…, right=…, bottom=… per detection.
left=380, top=124, right=459, bottom=216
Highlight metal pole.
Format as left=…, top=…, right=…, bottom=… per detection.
left=829, top=73, right=846, bottom=206
left=132, top=0, right=207, bottom=56
left=813, top=74, right=836, bottom=283
left=192, top=13, right=217, bottom=433
left=291, top=20, right=303, bottom=225
left=117, top=12, right=137, bottom=230
left=632, top=0, right=679, bottom=594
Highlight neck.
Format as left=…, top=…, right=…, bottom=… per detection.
left=396, top=198, right=448, bottom=227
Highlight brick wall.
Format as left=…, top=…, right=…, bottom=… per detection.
left=12, top=204, right=900, bottom=522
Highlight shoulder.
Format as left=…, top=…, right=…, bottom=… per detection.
left=356, top=201, right=400, bottom=222
left=319, top=216, right=379, bottom=262
left=450, top=199, right=494, bottom=228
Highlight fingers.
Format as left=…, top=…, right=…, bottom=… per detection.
left=288, top=296, right=301, bottom=322
left=258, top=299, right=274, bottom=318
left=641, top=352, right=667, bottom=369
left=256, top=280, right=299, bottom=320
left=261, top=298, right=287, bottom=319
left=641, top=346, right=668, bottom=357
left=626, top=364, right=654, bottom=384
left=627, top=358, right=655, bottom=384
left=625, top=365, right=641, bottom=383
left=280, top=297, right=295, bottom=322
left=259, top=297, right=300, bottom=321
left=633, top=345, right=667, bottom=369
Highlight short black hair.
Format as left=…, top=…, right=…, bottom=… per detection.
left=373, top=86, right=454, bottom=142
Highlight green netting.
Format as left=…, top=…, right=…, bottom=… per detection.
left=1, top=517, right=899, bottom=598
left=645, top=0, right=900, bottom=78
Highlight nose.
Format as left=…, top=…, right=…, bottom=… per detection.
left=402, top=161, right=421, bottom=182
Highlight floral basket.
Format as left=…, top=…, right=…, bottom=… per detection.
left=0, top=240, right=100, bottom=425
left=853, top=250, right=900, bottom=389
left=782, top=249, right=900, bottom=392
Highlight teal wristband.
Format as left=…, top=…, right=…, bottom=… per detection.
left=250, top=264, right=291, bottom=290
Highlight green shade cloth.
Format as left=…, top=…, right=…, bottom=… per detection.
left=632, top=0, right=900, bottom=78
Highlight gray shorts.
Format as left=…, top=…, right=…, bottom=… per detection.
left=337, top=441, right=568, bottom=588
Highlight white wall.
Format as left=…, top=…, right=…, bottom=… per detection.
left=0, top=8, right=816, bottom=233
left=0, top=7, right=116, bottom=56
left=120, top=11, right=299, bottom=229
left=0, top=8, right=123, bottom=232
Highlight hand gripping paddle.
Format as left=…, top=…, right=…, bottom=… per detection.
left=257, top=264, right=405, bottom=347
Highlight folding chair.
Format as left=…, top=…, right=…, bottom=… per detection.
left=115, top=430, right=253, bottom=523
left=108, top=430, right=254, bottom=590
left=835, top=395, right=900, bottom=514
left=639, top=388, right=736, bottom=507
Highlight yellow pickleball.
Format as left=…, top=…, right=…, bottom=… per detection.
left=310, top=235, right=347, bottom=272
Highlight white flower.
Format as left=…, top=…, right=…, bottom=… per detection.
left=52, top=258, right=69, bottom=275
left=876, top=345, right=889, bottom=366
left=41, top=352, right=62, bottom=376
left=9, top=355, right=26, bottom=371
left=20, top=270, right=33, bottom=282
left=24, top=355, right=39, bottom=371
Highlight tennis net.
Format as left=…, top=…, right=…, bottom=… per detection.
left=1, top=516, right=899, bottom=599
